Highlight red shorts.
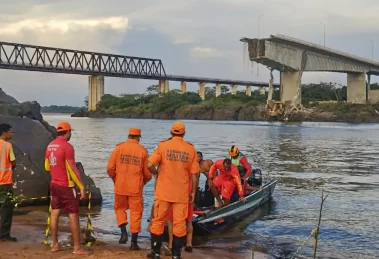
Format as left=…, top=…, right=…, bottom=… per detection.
left=50, top=183, right=79, bottom=214
left=167, top=202, right=193, bottom=222
left=212, top=176, right=236, bottom=200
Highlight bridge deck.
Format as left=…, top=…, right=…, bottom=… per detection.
left=241, top=34, right=379, bottom=75
left=0, top=41, right=277, bottom=87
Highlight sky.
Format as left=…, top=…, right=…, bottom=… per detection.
left=1, top=0, right=379, bottom=106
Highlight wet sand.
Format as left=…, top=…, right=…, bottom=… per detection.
left=0, top=209, right=272, bottom=259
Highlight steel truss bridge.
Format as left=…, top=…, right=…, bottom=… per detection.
left=0, top=41, right=278, bottom=87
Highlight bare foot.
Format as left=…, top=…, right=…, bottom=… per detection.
left=72, top=248, right=90, bottom=255
left=51, top=244, right=61, bottom=252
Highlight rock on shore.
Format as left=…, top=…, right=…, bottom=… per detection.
left=0, top=90, right=102, bottom=206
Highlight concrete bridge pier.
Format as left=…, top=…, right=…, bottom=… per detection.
left=164, top=80, right=169, bottom=93
left=231, top=85, right=237, bottom=95
left=159, top=80, right=165, bottom=93
left=199, top=83, right=205, bottom=100
left=88, top=75, right=104, bottom=111
left=280, top=71, right=302, bottom=105
left=158, top=80, right=169, bottom=93
left=180, top=81, right=186, bottom=93
left=246, top=86, right=251, bottom=96
left=216, top=84, right=221, bottom=97
left=347, top=72, right=366, bottom=103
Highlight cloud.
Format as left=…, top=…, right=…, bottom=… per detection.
left=1, top=0, right=379, bottom=106
left=189, top=47, right=227, bottom=58
left=0, top=16, right=128, bottom=35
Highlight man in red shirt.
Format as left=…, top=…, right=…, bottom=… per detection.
left=45, top=122, right=89, bottom=255
left=208, top=158, right=246, bottom=207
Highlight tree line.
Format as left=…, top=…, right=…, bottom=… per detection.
left=92, top=82, right=360, bottom=113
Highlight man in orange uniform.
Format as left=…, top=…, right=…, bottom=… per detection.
left=166, top=181, right=193, bottom=253
left=208, top=158, right=246, bottom=207
left=165, top=151, right=214, bottom=254
left=45, top=122, right=89, bottom=255
left=147, top=121, right=199, bottom=259
left=0, top=124, right=17, bottom=242
left=107, top=128, right=152, bottom=250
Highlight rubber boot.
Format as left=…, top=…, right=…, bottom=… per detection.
left=171, top=235, right=186, bottom=259
left=147, top=233, right=162, bottom=259
left=119, top=224, right=128, bottom=244
left=130, top=233, right=140, bottom=251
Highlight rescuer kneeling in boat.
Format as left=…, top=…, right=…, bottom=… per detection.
left=228, top=145, right=252, bottom=182
left=208, top=158, right=246, bottom=207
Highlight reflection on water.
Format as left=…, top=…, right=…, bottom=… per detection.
left=42, top=115, right=379, bottom=259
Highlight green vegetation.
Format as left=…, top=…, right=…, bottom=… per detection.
left=41, top=105, right=83, bottom=113
left=301, top=82, right=347, bottom=104
left=94, top=82, right=379, bottom=114
left=96, top=84, right=269, bottom=113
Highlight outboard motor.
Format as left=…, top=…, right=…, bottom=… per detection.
left=248, top=169, right=262, bottom=187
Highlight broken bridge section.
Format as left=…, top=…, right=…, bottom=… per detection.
left=241, top=34, right=379, bottom=104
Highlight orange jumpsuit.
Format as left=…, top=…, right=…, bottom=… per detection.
left=149, top=137, right=199, bottom=238
left=107, top=139, right=152, bottom=234
left=209, top=160, right=244, bottom=200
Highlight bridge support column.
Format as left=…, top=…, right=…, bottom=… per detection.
left=280, top=71, right=301, bottom=105
left=159, top=80, right=165, bottom=94
left=164, top=80, right=169, bottom=93
left=231, top=85, right=237, bottom=95
left=347, top=72, right=366, bottom=104
left=199, top=83, right=205, bottom=100
left=215, top=84, right=221, bottom=97
left=180, top=81, right=186, bottom=93
left=88, top=75, right=104, bottom=111
left=158, top=80, right=169, bottom=93
left=259, top=87, right=265, bottom=95
left=246, top=86, right=251, bottom=96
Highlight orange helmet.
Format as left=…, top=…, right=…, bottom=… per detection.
left=228, top=145, right=239, bottom=157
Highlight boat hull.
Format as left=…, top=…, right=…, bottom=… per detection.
left=192, top=180, right=278, bottom=236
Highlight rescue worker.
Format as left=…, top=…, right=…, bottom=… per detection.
left=208, top=158, right=246, bottom=207
left=166, top=180, right=194, bottom=253
left=106, top=128, right=152, bottom=250
left=45, top=122, right=89, bottom=255
left=147, top=174, right=173, bottom=258
left=147, top=121, right=199, bottom=259
left=228, top=145, right=252, bottom=181
left=0, top=123, right=17, bottom=242
left=197, top=151, right=214, bottom=179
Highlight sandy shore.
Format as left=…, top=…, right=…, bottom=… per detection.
left=0, top=209, right=272, bottom=259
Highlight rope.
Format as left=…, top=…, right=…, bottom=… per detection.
left=40, top=191, right=96, bottom=247
left=42, top=198, right=52, bottom=247
left=13, top=196, right=50, bottom=208
left=290, top=227, right=318, bottom=259
left=84, top=191, right=97, bottom=247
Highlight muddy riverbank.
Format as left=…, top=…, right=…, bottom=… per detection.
left=1, top=207, right=272, bottom=259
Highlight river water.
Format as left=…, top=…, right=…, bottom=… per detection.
left=42, top=114, right=379, bottom=259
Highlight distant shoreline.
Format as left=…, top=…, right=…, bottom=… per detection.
left=70, top=103, right=379, bottom=124
left=41, top=106, right=83, bottom=114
